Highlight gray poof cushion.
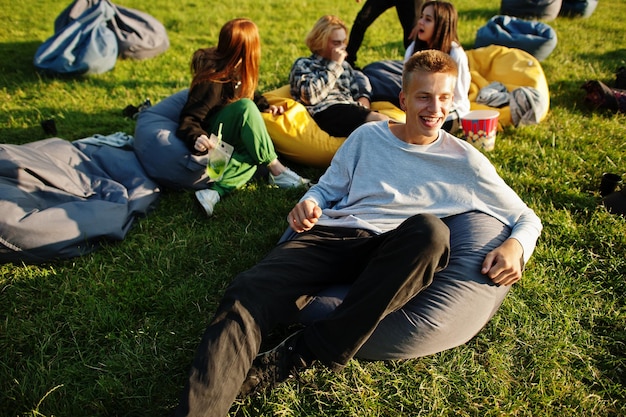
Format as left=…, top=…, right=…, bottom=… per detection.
left=0, top=138, right=160, bottom=263
left=133, top=89, right=212, bottom=190
left=297, top=211, right=512, bottom=360
left=510, top=86, right=548, bottom=126
left=500, top=0, right=563, bottom=21
left=559, top=0, right=598, bottom=17
left=362, top=60, right=404, bottom=107
left=475, top=15, right=558, bottom=62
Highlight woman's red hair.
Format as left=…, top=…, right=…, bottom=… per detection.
left=189, top=18, right=261, bottom=100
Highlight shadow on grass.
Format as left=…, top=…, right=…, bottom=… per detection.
left=0, top=40, right=181, bottom=89
left=1, top=106, right=137, bottom=145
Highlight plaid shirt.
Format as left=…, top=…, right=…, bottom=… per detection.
left=289, top=54, right=372, bottom=116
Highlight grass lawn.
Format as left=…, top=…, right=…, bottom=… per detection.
left=1, top=0, right=625, bottom=416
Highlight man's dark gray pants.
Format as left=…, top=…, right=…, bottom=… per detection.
left=173, top=213, right=450, bottom=417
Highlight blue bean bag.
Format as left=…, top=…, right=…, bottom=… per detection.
left=559, top=0, right=598, bottom=17
left=475, top=15, right=558, bottom=62
left=500, top=0, right=563, bottom=21
left=134, top=89, right=213, bottom=190
left=0, top=137, right=160, bottom=263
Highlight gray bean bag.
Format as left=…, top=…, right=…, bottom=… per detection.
left=55, top=0, right=170, bottom=60
left=133, top=89, right=212, bottom=190
left=0, top=137, right=160, bottom=264
left=289, top=211, right=513, bottom=360
left=475, top=15, right=558, bottom=62
left=500, top=0, right=563, bottom=21
left=559, top=0, right=598, bottom=17
left=362, top=60, right=403, bottom=107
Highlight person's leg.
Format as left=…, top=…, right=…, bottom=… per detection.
left=302, top=213, right=450, bottom=369
left=173, top=226, right=384, bottom=417
left=313, top=104, right=380, bottom=137
left=205, top=98, right=278, bottom=196
left=396, top=0, right=420, bottom=48
left=346, top=0, right=396, bottom=66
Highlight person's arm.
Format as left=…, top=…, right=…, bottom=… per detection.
left=351, top=68, right=373, bottom=106
left=176, top=82, right=224, bottom=153
left=449, top=45, right=471, bottom=116
left=289, top=56, right=344, bottom=106
left=467, top=147, right=542, bottom=284
left=254, top=92, right=284, bottom=115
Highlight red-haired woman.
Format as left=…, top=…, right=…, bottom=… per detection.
left=177, top=18, right=309, bottom=216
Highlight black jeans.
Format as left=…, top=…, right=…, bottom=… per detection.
left=346, top=0, right=418, bottom=66
left=173, top=213, right=450, bottom=417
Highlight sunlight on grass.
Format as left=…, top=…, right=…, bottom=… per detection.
left=1, top=0, right=625, bottom=416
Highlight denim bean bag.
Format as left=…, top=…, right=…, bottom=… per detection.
left=0, top=137, right=160, bottom=263
left=475, top=15, right=557, bottom=62
left=133, top=89, right=213, bottom=190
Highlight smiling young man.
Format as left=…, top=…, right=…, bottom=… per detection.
left=172, top=49, right=542, bottom=417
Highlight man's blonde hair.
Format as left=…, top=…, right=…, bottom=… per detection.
left=305, top=15, right=347, bottom=55
left=402, top=49, right=458, bottom=93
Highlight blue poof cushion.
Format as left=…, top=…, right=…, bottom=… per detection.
left=133, top=89, right=212, bottom=190
left=475, top=15, right=558, bottom=62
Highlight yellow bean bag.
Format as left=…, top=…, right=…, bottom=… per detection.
left=467, top=44, right=550, bottom=128
left=262, top=85, right=405, bottom=167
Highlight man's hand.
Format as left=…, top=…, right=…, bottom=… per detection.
left=481, top=238, right=524, bottom=286
left=288, top=199, right=322, bottom=232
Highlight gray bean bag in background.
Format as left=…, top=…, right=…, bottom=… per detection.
left=133, top=89, right=212, bottom=190
left=559, top=0, right=598, bottom=18
left=54, top=0, right=170, bottom=60
left=291, top=211, right=513, bottom=360
left=0, top=138, right=160, bottom=264
left=362, top=60, right=404, bottom=107
left=500, top=0, right=563, bottom=21
left=475, top=15, right=558, bottom=62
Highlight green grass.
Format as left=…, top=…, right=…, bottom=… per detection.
left=1, top=0, right=625, bottom=416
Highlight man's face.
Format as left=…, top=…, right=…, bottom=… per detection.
left=322, top=28, right=346, bottom=59
left=399, top=70, right=455, bottom=141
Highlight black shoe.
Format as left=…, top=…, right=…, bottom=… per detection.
left=122, top=98, right=151, bottom=119
left=239, top=330, right=313, bottom=398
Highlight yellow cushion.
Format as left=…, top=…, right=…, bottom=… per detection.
left=466, top=45, right=550, bottom=128
left=262, top=85, right=405, bottom=167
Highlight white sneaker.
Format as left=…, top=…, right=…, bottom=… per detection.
left=195, top=189, right=220, bottom=217
left=269, top=168, right=311, bottom=189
